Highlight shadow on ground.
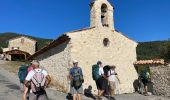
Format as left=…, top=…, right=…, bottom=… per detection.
left=0, top=75, right=20, bottom=90
left=66, top=93, right=73, bottom=100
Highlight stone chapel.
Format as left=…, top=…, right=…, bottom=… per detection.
left=29, top=0, right=138, bottom=94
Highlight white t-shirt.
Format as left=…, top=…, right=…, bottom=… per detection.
left=108, top=70, right=117, bottom=82
left=25, top=68, right=48, bottom=81
left=99, top=67, right=104, bottom=76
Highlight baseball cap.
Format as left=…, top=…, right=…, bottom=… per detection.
left=73, top=60, right=78, bottom=63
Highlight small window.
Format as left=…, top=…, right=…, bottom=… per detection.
left=103, top=38, right=110, bottom=47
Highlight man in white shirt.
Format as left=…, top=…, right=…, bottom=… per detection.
left=97, top=61, right=105, bottom=97
left=24, top=61, right=51, bottom=100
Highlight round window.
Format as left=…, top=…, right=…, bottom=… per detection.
left=103, top=38, right=110, bottom=47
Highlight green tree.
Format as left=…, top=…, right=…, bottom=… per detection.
left=164, top=45, right=170, bottom=60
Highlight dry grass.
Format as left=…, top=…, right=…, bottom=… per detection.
left=0, top=61, right=25, bottom=74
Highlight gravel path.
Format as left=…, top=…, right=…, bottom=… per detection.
left=0, top=60, right=169, bottom=100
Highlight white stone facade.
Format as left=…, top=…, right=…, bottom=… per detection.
left=32, top=0, right=138, bottom=94
left=8, top=36, right=36, bottom=55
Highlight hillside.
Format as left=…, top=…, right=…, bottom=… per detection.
left=137, top=40, right=170, bottom=60
left=0, top=32, right=53, bottom=53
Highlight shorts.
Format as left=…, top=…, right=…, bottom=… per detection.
left=70, top=85, right=83, bottom=95
left=109, top=81, right=116, bottom=90
left=142, top=78, right=149, bottom=86
left=95, top=77, right=104, bottom=90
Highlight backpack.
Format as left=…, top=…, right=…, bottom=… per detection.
left=141, top=71, right=150, bottom=80
left=18, top=65, right=28, bottom=83
left=72, top=67, right=83, bottom=89
left=92, top=64, right=100, bottom=81
left=31, top=69, right=46, bottom=93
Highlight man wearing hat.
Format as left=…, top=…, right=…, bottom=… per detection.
left=22, top=60, right=39, bottom=100
left=69, top=60, right=84, bottom=100
left=24, top=60, right=51, bottom=100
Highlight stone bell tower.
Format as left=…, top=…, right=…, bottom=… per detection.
left=90, top=0, right=114, bottom=29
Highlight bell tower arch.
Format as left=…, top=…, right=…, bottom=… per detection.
left=90, top=0, right=114, bottom=29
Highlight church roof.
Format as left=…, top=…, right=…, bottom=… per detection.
left=28, top=34, right=69, bottom=60
left=28, top=27, right=95, bottom=60
left=114, top=30, right=137, bottom=44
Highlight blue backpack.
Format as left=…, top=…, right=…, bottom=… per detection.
left=18, top=65, right=28, bottom=83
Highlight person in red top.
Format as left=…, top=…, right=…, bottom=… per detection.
left=22, top=60, right=36, bottom=100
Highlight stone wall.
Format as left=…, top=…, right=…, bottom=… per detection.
left=150, top=65, right=170, bottom=97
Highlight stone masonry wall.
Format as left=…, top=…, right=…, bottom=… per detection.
left=150, top=65, right=170, bottom=97
left=34, top=40, right=72, bottom=92
left=9, top=37, right=36, bottom=55
left=67, top=27, right=138, bottom=94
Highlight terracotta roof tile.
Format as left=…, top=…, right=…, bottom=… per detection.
left=134, top=59, right=165, bottom=65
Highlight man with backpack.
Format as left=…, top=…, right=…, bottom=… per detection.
left=24, top=60, right=51, bottom=100
left=69, top=60, right=84, bottom=100
left=140, top=70, right=151, bottom=96
left=22, top=60, right=37, bottom=100
left=92, top=61, right=105, bottom=98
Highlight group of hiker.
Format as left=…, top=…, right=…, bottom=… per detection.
left=18, top=59, right=151, bottom=100
left=92, top=61, right=120, bottom=99
left=67, top=60, right=120, bottom=100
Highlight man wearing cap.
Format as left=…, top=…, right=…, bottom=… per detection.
left=24, top=60, right=51, bottom=100
left=69, top=60, right=83, bottom=100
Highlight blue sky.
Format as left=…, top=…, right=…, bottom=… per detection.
left=0, top=0, right=170, bottom=42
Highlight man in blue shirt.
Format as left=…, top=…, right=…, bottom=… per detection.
left=69, top=60, right=83, bottom=100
